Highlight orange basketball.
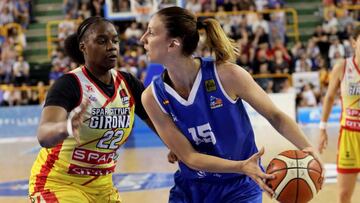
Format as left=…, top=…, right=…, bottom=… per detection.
left=266, top=150, right=323, bottom=203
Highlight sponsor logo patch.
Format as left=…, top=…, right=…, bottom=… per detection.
left=205, top=80, right=216, bottom=92
left=210, top=96, right=223, bottom=109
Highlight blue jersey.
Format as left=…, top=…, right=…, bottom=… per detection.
left=152, top=58, right=260, bottom=181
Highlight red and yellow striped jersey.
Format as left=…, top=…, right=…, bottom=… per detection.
left=29, top=67, right=136, bottom=193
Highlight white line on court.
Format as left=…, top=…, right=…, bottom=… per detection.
left=0, top=136, right=36, bottom=144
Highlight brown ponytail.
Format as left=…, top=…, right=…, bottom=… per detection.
left=201, top=18, right=239, bottom=63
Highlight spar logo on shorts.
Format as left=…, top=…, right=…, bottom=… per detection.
left=72, top=148, right=116, bottom=164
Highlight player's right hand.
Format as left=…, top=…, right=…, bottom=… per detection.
left=67, top=100, right=90, bottom=145
left=318, top=129, right=328, bottom=154
left=240, top=147, right=275, bottom=196
left=167, top=151, right=178, bottom=164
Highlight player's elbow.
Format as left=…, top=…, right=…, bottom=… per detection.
left=37, top=130, right=63, bottom=148
left=37, top=134, right=54, bottom=148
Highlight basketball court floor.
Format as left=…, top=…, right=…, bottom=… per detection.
left=0, top=122, right=359, bottom=203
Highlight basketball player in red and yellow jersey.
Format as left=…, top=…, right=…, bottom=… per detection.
left=28, top=17, right=152, bottom=202
left=318, top=26, right=360, bottom=203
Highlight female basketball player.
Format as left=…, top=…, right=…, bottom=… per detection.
left=28, top=16, right=151, bottom=202
left=318, top=27, right=360, bottom=203
left=140, top=7, right=324, bottom=202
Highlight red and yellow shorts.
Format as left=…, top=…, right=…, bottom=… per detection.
left=337, top=127, right=360, bottom=173
left=28, top=176, right=122, bottom=203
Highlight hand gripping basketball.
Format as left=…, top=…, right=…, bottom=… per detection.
left=240, top=147, right=275, bottom=196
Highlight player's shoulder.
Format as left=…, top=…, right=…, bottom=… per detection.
left=52, top=73, right=78, bottom=87
left=216, top=61, right=248, bottom=79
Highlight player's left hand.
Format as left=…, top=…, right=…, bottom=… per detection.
left=167, top=151, right=178, bottom=164
left=302, top=147, right=325, bottom=189
left=67, top=99, right=90, bottom=145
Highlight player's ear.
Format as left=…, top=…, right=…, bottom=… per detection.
left=79, top=42, right=85, bottom=53
left=169, top=39, right=180, bottom=48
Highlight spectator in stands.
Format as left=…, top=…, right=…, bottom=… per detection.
left=2, top=84, right=21, bottom=106
left=254, top=0, right=268, bottom=11
left=121, top=0, right=131, bottom=12
left=272, top=38, right=291, bottom=62
left=0, top=53, right=14, bottom=84
left=48, top=63, right=64, bottom=85
left=328, top=35, right=345, bottom=66
left=90, top=0, right=105, bottom=16
left=51, top=49, right=70, bottom=73
left=78, top=2, right=91, bottom=19
left=301, top=83, right=317, bottom=107
left=120, top=58, right=138, bottom=76
left=58, top=13, right=76, bottom=48
left=271, top=50, right=290, bottom=74
left=251, top=13, right=269, bottom=34
left=14, top=0, right=30, bottom=28
left=12, top=55, right=29, bottom=85
left=323, top=11, right=339, bottom=33
left=252, top=26, right=269, bottom=48
left=306, top=38, right=321, bottom=61
left=63, top=0, right=79, bottom=18
left=295, top=52, right=312, bottom=72
left=0, top=7, right=15, bottom=26
left=186, top=0, right=202, bottom=14
left=7, top=26, right=27, bottom=55
left=252, top=47, right=270, bottom=74
left=291, top=41, right=305, bottom=59
left=124, top=22, right=143, bottom=39
left=268, top=0, right=284, bottom=9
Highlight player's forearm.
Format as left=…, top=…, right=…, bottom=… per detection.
left=37, top=121, right=68, bottom=148
left=269, top=111, right=312, bottom=150
left=320, top=94, right=336, bottom=122
left=180, top=152, right=242, bottom=173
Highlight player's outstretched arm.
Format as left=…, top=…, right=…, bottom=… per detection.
left=141, top=86, right=274, bottom=195
left=318, top=59, right=343, bottom=154
left=217, top=62, right=324, bottom=175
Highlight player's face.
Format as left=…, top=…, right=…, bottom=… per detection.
left=140, top=15, right=172, bottom=63
left=82, top=22, right=119, bottom=71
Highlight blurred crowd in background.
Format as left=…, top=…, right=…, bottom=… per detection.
left=0, top=0, right=360, bottom=108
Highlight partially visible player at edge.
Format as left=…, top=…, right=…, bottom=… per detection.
left=28, top=16, right=154, bottom=202
left=318, top=26, right=360, bottom=203
left=140, top=6, right=325, bottom=203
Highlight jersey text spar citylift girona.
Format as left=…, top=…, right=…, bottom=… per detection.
left=340, top=57, right=360, bottom=131
left=29, top=67, right=135, bottom=192
left=337, top=57, right=360, bottom=172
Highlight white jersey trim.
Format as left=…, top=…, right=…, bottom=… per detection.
left=151, top=81, right=169, bottom=114
left=213, top=64, right=238, bottom=104
left=164, top=68, right=202, bottom=106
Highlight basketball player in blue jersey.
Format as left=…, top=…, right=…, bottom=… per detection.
left=140, top=7, right=324, bottom=203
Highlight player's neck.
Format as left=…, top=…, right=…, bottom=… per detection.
left=165, top=57, right=200, bottom=96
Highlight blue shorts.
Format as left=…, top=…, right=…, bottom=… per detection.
left=169, top=171, right=262, bottom=203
